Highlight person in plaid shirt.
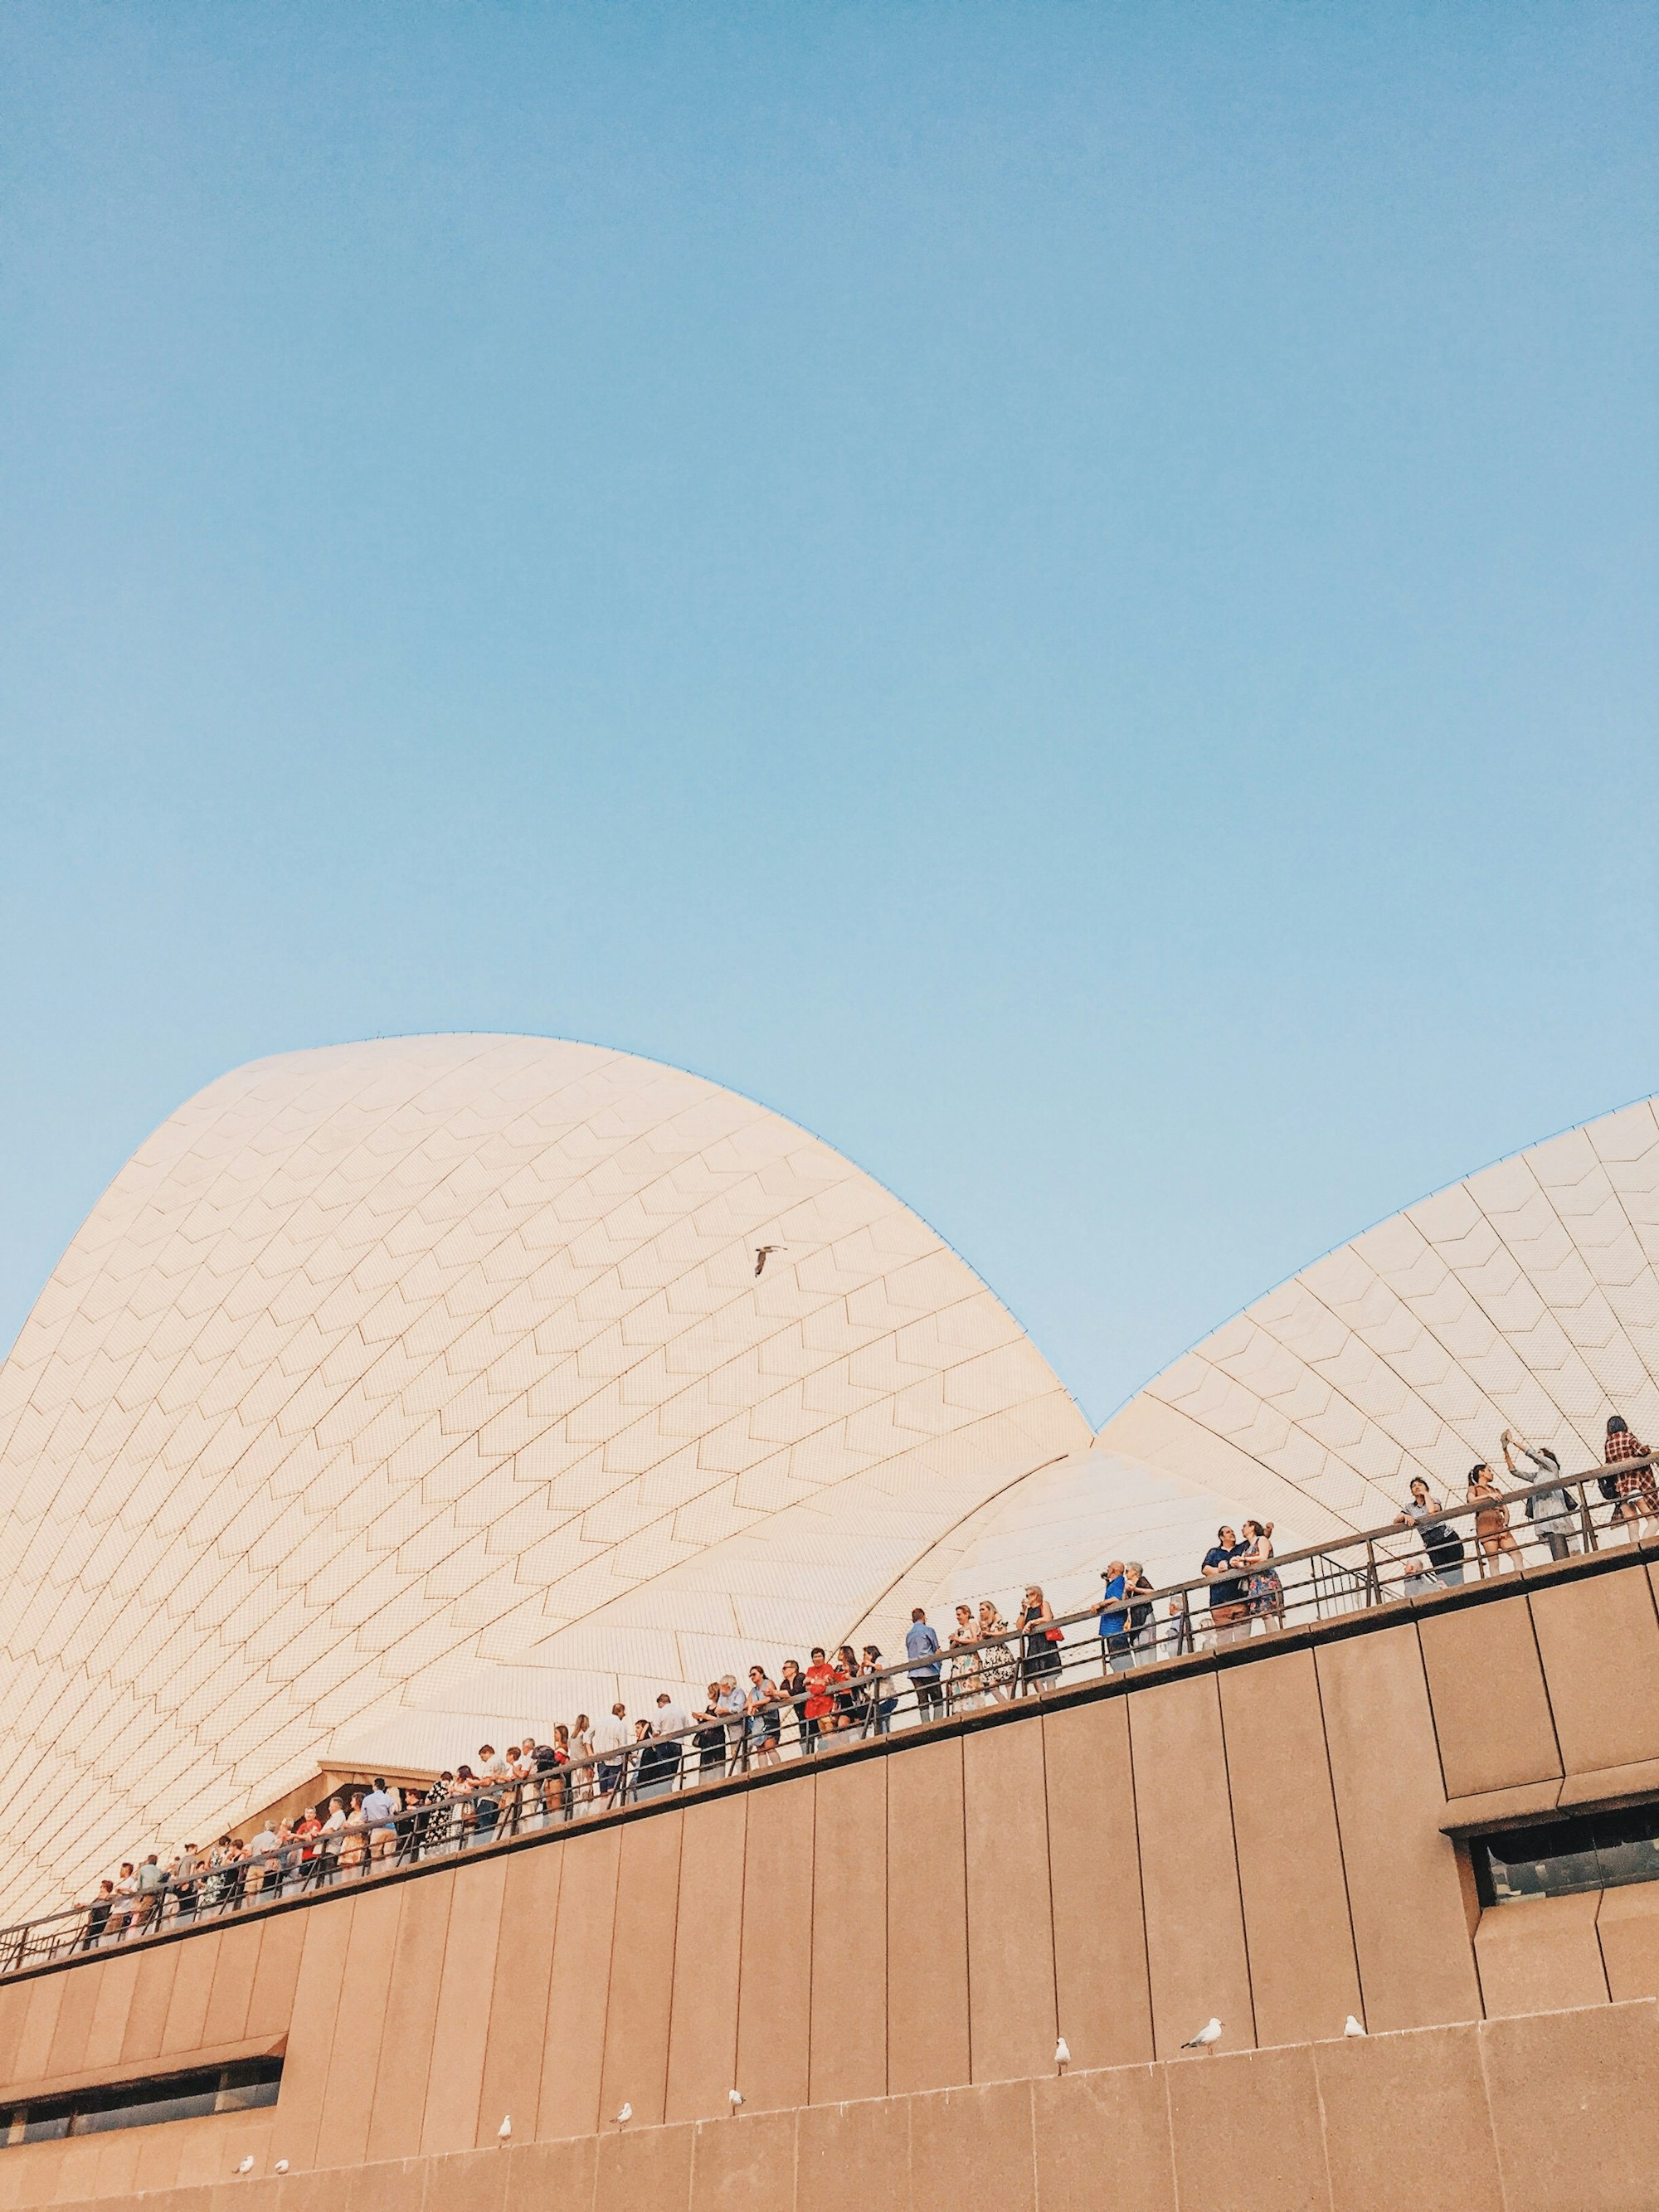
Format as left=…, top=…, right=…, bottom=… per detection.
left=1606, top=1414, right=1659, bottom=1540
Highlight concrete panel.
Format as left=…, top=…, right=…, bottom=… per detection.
left=808, top=1760, right=887, bottom=2105
left=416, top=2148, right=505, bottom=2212
left=733, top=1778, right=813, bottom=2115
left=795, top=2094, right=907, bottom=2212
left=1530, top=1569, right=1659, bottom=1775
left=1315, top=2020, right=1500, bottom=2212
left=269, top=1902, right=356, bottom=2174
left=1481, top=1999, right=1659, bottom=2212
left=1043, top=1699, right=1153, bottom=2071
left=665, top=1794, right=746, bottom=2123
left=688, top=2110, right=795, bottom=2211
left=246, top=1910, right=307, bottom=2041
left=885, top=1735, right=969, bottom=2094
left=1127, top=1674, right=1253, bottom=2059
left=202, top=1922, right=265, bottom=2048
left=12, top=1976, right=64, bottom=2083
left=538, top=1825, right=620, bottom=2142
left=1596, top=1884, right=1659, bottom=2001
left=504, top=2135, right=597, bottom=2212
left=81, top=1952, right=139, bottom=2072
left=1316, top=1626, right=1481, bottom=2030
left=160, top=1932, right=222, bottom=2055
left=1418, top=1602, right=1560, bottom=1797
left=598, top=1811, right=684, bottom=2132
left=1033, top=2064, right=1175, bottom=2212
left=909, top=2078, right=1034, bottom=2209
left=1475, top=1894, right=1609, bottom=2018
left=42, top=1966, right=100, bottom=2078
left=46, top=2132, right=103, bottom=2204
left=363, top=1883, right=452, bottom=2164
left=343, top=2158, right=427, bottom=2212
left=593, top=2121, right=693, bottom=2212
left=1220, top=1650, right=1363, bottom=2044
left=421, top=1857, right=509, bottom=2155
left=0, top=1978, right=33, bottom=2083
left=479, top=1844, right=563, bottom=2145
left=1166, top=2041, right=1330, bottom=2212
left=963, top=1722, right=1056, bottom=2083
left=314, top=1885, right=402, bottom=2171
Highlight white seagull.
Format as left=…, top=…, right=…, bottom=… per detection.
left=1343, top=2015, right=1367, bottom=2037
left=1181, top=2018, right=1223, bottom=2050
left=236, top=2158, right=255, bottom=2175
left=1054, top=2037, right=1071, bottom=2069
left=615, top=2103, right=633, bottom=2127
left=274, top=2164, right=289, bottom=2176
left=728, top=2088, right=745, bottom=2108
left=497, top=2114, right=513, bottom=2140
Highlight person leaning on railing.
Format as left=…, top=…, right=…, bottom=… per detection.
left=1606, top=1416, right=1659, bottom=1543
left=1393, top=1478, right=1467, bottom=1587
left=1503, top=1431, right=1578, bottom=1560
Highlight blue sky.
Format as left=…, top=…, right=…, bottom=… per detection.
left=2, top=2, right=1655, bottom=1424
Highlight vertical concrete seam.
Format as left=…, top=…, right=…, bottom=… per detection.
left=655, top=1812, right=686, bottom=2130
left=1121, top=1697, right=1155, bottom=2065
left=528, top=1835, right=566, bottom=2141
left=1309, top=2039, right=1336, bottom=2212
left=1208, top=1673, right=1259, bottom=2052
left=1473, top=2018, right=1514, bottom=2212
left=1310, top=1647, right=1370, bottom=2029
left=1410, top=1616, right=1489, bottom=2020
left=959, top=1735, right=975, bottom=2089
left=804, top=1771, right=818, bottom=2108
left=1036, top=1714, right=1061, bottom=2068
left=1521, top=1592, right=1568, bottom=1779
left=1160, top=2053, right=1181, bottom=2212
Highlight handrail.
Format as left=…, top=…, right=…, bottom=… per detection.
left=5, top=1448, right=1655, bottom=1978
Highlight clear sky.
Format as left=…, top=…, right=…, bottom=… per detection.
left=2, top=2, right=1655, bottom=1426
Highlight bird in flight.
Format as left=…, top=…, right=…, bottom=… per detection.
left=1181, top=2018, right=1223, bottom=2049
left=754, top=1245, right=783, bottom=1277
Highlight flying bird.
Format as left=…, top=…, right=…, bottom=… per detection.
left=236, top=2158, right=255, bottom=2175
left=728, top=2088, right=745, bottom=2108
left=497, top=2115, right=513, bottom=2140
left=1181, top=2019, right=1223, bottom=2050
left=615, top=2103, right=633, bottom=2127
left=1054, top=2037, right=1071, bottom=2069
left=1343, top=2015, right=1367, bottom=2038
left=753, top=1245, right=783, bottom=1277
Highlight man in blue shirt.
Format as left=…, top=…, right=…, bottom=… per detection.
left=1097, top=1563, right=1133, bottom=1673
left=1202, top=1527, right=1251, bottom=1648
left=362, top=1779, right=399, bottom=1862
left=906, top=1607, right=945, bottom=1720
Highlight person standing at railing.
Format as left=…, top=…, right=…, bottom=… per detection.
left=80, top=1880, right=114, bottom=1951
left=1241, top=1520, right=1282, bottom=1628
left=653, top=1691, right=693, bottom=1793
left=693, top=1686, right=728, bottom=1780
left=947, top=1604, right=984, bottom=1710
left=593, top=1704, right=633, bottom=1803
left=1201, top=1529, right=1252, bottom=1647
left=362, top=1780, right=399, bottom=1864
left=244, top=1821, right=280, bottom=1898
left=714, top=1675, right=750, bottom=1768
left=861, top=1646, right=898, bottom=1733
left=776, top=1660, right=812, bottom=1754
left=975, top=1600, right=1017, bottom=1697
left=1124, top=1565, right=1157, bottom=1663
left=1017, top=1586, right=1062, bottom=1690
left=1467, top=1465, right=1522, bottom=1575
left=906, top=1608, right=946, bottom=1719
left=569, top=1720, right=595, bottom=1811
left=1606, top=1416, right=1659, bottom=1544
left=1097, top=1564, right=1133, bottom=1675
left=1502, top=1432, right=1578, bottom=1560
left=802, top=1649, right=837, bottom=1749
left=1393, top=1479, right=1466, bottom=1586
left=744, top=1669, right=784, bottom=1768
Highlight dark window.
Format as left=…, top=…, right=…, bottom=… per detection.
left=0, top=2059, right=280, bottom=2146
left=1473, top=1801, right=1659, bottom=1905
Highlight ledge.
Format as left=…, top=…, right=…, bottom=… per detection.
left=0, top=2033, right=285, bottom=2107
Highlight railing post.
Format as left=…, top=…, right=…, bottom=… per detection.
left=1579, top=1476, right=1598, bottom=1555
left=1364, top=1539, right=1381, bottom=1607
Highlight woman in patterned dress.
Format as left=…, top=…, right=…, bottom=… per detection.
left=947, top=1602, right=984, bottom=1712
left=976, top=1600, right=1018, bottom=1700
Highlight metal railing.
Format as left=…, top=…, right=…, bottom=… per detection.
left=7, top=1449, right=1657, bottom=1978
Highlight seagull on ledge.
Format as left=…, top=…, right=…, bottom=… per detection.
left=1344, top=2016, right=1367, bottom=2037
left=1181, top=2019, right=1223, bottom=2050
left=615, top=2103, right=633, bottom=2127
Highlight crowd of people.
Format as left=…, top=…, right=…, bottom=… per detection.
left=67, top=1415, right=1653, bottom=1950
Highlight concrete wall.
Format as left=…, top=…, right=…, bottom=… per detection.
left=2, top=1547, right=1659, bottom=2205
